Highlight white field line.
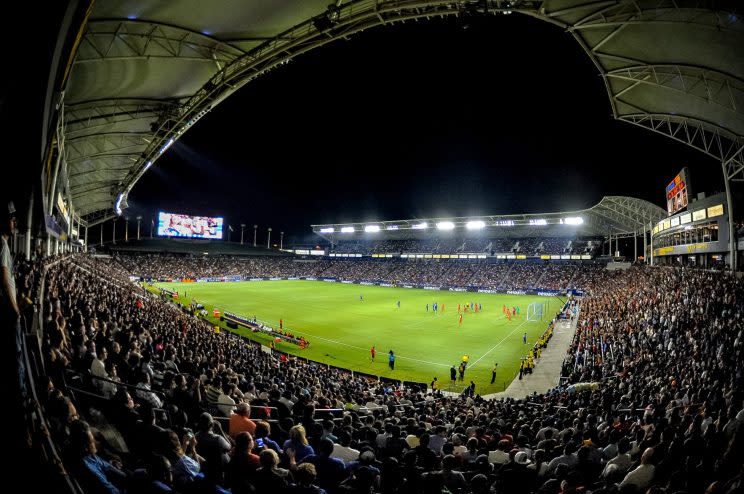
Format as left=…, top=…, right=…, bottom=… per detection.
left=468, top=318, right=530, bottom=369
left=284, top=328, right=452, bottom=368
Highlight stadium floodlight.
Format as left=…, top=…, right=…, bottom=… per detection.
left=364, top=225, right=380, bottom=233
left=466, top=220, right=485, bottom=230
left=340, top=226, right=355, bottom=233
left=411, top=222, right=428, bottom=230
left=563, top=216, right=584, bottom=225
left=529, top=218, right=548, bottom=226
left=115, top=193, right=127, bottom=216
left=386, top=225, right=399, bottom=230
left=436, top=221, right=455, bottom=230
left=320, top=227, right=335, bottom=233
left=144, top=161, right=152, bottom=171
left=158, top=138, right=174, bottom=156
left=495, top=220, right=515, bottom=227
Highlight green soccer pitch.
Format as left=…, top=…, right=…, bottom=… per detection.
left=152, top=280, right=561, bottom=394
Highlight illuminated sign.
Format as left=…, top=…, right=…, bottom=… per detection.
left=666, top=167, right=690, bottom=216
left=516, top=255, right=527, bottom=259
left=540, top=255, right=551, bottom=260
left=671, top=217, right=680, bottom=227
left=692, top=209, right=707, bottom=221
left=707, top=204, right=724, bottom=218
left=680, top=213, right=692, bottom=224
left=157, top=212, right=223, bottom=239
left=662, top=219, right=671, bottom=230
left=581, top=254, right=591, bottom=259
left=570, top=255, right=581, bottom=260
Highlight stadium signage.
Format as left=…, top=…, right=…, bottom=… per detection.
left=269, top=277, right=281, bottom=281
left=506, top=290, right=527, bottom=295
left=403, top=285, right=414, bottom=289
left=379, top=283, right=392, bottom=287
left=305, top=277, right=317, bottom=281
left=423, top=286, right=440, bottom=290
left=323, top=279, right=337, bottom=282
left=477, top=289, right=499, bottom=294
left=360, top=281, right=374, bottom=285
left=537, top=291, right=560, bottom=297
left=449, top=287, right=467, bottom=292
left=341, top=280, right=353, bottom=284
left=288, top=277, right=299, bottom=280
left=249, top=278, right=262, bottom=281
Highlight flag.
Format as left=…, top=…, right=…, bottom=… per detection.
left=229, top=225, right=234, bottom=232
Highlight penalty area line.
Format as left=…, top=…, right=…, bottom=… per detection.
left=468, top=318, right=530, bottom=370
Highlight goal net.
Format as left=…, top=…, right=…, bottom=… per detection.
left=527, top=301, right=547, bottom=322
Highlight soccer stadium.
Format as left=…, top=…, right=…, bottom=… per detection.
left=2, top=2, right=744, bottom=494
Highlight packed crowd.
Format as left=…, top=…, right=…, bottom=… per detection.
left=27, top=253, right=744, bottom=494
left=328, top=237, right=599, bottom=256
left=116, top=253, right=606, bottom=292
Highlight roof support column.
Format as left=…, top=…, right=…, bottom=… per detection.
left=723, top=162, right=737, bottom=272
left=84, top=225, right=88, bottom=252
left=643, top=228, right=648, bottom=265
left=649, top=221, right=654, bottom=266
left=634, top=231, right=637, bottom=262
left=25, top=189, right=34, bottom=261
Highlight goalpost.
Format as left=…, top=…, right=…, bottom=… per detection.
left=527, top=300, right=548, bottom=322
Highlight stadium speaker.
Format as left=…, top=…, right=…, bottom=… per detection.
left=226, top=321, right=238, bottom=330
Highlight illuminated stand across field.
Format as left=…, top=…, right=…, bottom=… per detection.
left=527, top=301, right=548, bottom=322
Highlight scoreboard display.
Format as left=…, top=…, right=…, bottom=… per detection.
left=666, top=168, right=690, bottom=216
left=157, top=212, right=224, bottom=239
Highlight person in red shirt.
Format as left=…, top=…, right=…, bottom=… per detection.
left=459, top=314, right=463, bottom=326
left=370, top=345, right=376, bottom=361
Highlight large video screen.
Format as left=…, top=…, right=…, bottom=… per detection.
left=157, top=212, right=224, bottom=239
left=666, top=167, right=691, bottom=216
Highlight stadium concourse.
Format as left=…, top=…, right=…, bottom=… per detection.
left=10, top=249, right=743, bottom=494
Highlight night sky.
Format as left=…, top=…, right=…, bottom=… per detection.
left=125, top=14, right=736, bottom=246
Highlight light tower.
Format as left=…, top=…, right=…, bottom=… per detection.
left=280, top=231, right=284, bottom=250
left=136, top=216, right=142, bottom=240
left=253, top=224, right=257, bottom=247
left=267, top=228, right=272, bottom=249
left=240, top=224, right=246, bottom=245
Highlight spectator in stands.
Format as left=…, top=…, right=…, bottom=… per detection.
left=66, top=419, right=128, bottom=494
left=227, top=431, right=260, bottom=494
left=195, top=412, right=231, bottom=486
left=284, top=425, right=315, bottom=462
left=287, top=463, right=326, bottom=494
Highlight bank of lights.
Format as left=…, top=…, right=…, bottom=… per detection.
left=385, top=225, right=399, bottom=230
left=364, top=225, right=380, bottom=233
left=466, top=220, right=485, bottom=230
left=529, top=219, right=547, bottom=225
left=563, top=217, right=584, bottom=225
left=412, top=222, right=428, bottom=230
left=340, top=226, right=355, bottom=233
left=320, top=227, right=334, bottom=233
left=436, top=221, right=455, bottom=230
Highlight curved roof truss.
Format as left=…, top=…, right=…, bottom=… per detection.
left=59, top=0, right=744, bottom=223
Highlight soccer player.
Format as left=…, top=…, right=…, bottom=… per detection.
left=523, top=332, right=527, bottom=344
left=426, top=303, right=429, bottom=312
left=430, top=377, right=438, bottom=392
left=388, top=350, right=395, bottom=370
left=512, top=307, right=516, bottom=316
left=461, top=354, right=469, bottom=369
left=479, top=303, right=482, bottom=312
left=458, top=362, right=465, bottom=381
left=458, top=303, right=461, bottom=313
left=360, top=294, right=363, bottom=302
left=397, top=300, right=400, bottom=309
left=450, top=365, right=457, bottom=384
left=491, top=362, right=498, bottom=384
left=516, top=306, right=520, bottom=315
left=441, top=303, right=444, bottom=313
left=459, top=313, right=463, bottom=326
left=279, top=318, right=283, bottom=330
left=370, top=345, right=376, bottom=361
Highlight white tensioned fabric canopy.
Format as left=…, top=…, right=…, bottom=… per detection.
left=60, top=0, right=744, bottom=226
left=310, top=196, right=668, bottom=238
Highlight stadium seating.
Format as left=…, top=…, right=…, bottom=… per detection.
left=18, top=253, right=743, bottom=494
